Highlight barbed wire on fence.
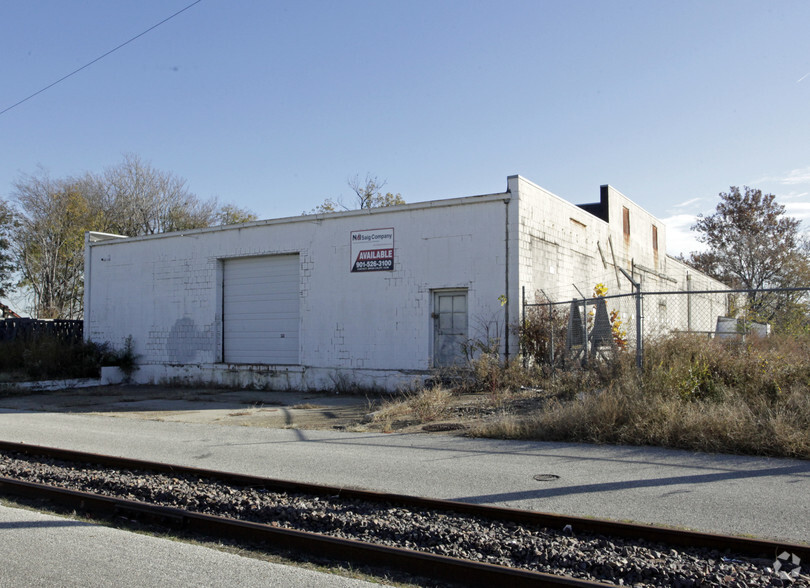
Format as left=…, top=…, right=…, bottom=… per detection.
left=524, top=272, right=638, bottom=306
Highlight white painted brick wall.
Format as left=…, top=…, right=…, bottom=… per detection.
left=86, top=194, right=512, bottom=387
left=510, top=176, right=727, bottom=337
left=85, top=176, right=727, bottom=390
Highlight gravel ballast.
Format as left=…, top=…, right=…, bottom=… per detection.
left=0, top=450, right=806, bottom=587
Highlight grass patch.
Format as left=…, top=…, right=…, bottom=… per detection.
left=463, top=333, right=810, bottom=459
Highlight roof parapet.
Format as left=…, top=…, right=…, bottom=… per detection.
left=87, top=231, right=128, bottom=243
left=577, top=185, right=610, bottom=223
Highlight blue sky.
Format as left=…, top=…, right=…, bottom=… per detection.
left=2, top=0, right=810, bottom=264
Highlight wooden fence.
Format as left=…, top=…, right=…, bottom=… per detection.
left=0, top=319, right=84, bottom=344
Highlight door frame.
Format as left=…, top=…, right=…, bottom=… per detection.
left=431, top=288, right=469, bottom=368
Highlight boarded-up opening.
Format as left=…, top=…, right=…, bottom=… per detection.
left=622, top=207, right=630, bottom=240
left=223, top=254, right=300, bottom=364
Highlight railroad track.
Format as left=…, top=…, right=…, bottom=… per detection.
left=0, top=440, right=807, bottom=587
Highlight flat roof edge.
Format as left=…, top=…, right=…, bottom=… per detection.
left=87, top=231, right=129, bottom=243
left=87, top=190, right=512, bottom=245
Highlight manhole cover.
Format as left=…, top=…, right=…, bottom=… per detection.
left=533, top=474, right=560, bottom=482
left=421, top=423, right=467, bottom=432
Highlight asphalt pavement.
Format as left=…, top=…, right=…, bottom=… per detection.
left=0, top=409, right=807, bottom=546
left=0, top=502, right=383, bottom=587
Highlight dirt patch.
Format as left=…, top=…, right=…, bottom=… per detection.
left=0, top=384, right=545, bottom=436
left=358, top=389, right=550, bottom=435
left=421, top=423, right=467, bottom=432
left=0, top=385, right=379, bottom=431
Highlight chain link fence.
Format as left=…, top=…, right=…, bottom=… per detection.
left=521, top=286, right=810, bottom=370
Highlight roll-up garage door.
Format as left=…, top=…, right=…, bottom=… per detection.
left=223, top=254, right=300, bottom=364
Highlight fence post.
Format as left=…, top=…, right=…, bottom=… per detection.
left=687, top=273, right=692, bottom=332
left=618, top=268, right=643, bottom=372
left=521, top=286, right=526, bottom=368
left=548, top=301, right=555, bottom=368
left=635, top=284, right=643, bottom=371
left=582, top=298, right=589, bottom=367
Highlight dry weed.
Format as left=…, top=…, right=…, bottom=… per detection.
left=367, top=386, right=455, bottom=431
left=407, top=386, right=453, bottom=422
left=469, top=333, right=810, bottom=459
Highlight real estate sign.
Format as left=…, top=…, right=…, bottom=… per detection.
left=351, top=228, right=394, bottom=272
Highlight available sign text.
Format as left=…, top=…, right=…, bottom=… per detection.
left=351, top=228, right=394, bottom=272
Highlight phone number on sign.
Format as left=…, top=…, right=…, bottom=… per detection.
left=355, top=259, right=393, bottom=270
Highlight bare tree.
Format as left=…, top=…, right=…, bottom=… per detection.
left=348, top=173, right=405, bottom=209
left=309, top=174, right=405, bottom=214
left=88, top=153, right=218, bottom=236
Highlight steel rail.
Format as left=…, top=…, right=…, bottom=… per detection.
left=0, top=440, right=807, bottom=582
left=0, top=475, right=600, bottom=587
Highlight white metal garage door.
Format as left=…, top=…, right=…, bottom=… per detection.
left=223, top=254, right=300, bottom=364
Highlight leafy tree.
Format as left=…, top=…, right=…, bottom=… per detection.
left=0, top=199, right=16, bottom=299
left=11, top=157, right=256, bottom=318
left=310, top=199, right=338, bottom=214
left=214, top=203, right=258, bottom=225
left=309, top=174, right=404, bottom=213
left=11, top=175, right=98, bottom=318
left=687, top=186, right=810, bottom=327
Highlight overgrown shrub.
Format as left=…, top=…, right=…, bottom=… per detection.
left=0, top=336, right=136, bottom=382
left=516, top=304, right=569, bottom=370
left=468, top=332, right=810, bottom=459
left=517, top=287, right=628, bottom=372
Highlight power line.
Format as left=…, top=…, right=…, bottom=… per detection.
left=0, top=0, right=204, bottom=118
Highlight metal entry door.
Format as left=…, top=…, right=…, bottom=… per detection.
left=433, top=290, right=468, bottom=367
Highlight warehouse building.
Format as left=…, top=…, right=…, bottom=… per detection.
left=84, top=175, right=725, bottom=391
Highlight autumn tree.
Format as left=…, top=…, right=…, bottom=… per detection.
left=11, top=157, right=255, bottom=318
left=11, top=175, right=98, bottom=318
left=310, top=174, right=405, bottom=213
left=687, top=186, right=810, bottom=327
left=214, top=203, right=258, bottom=226
left=76, top=154, right=211, bottom=236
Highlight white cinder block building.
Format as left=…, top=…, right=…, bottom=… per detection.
left=84, top=175, right=725, bottom=391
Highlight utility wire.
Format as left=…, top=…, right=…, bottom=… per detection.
left=0, top=0, right=203, bottom=118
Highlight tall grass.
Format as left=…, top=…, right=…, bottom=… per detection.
left=368, top=386, right=455, bottom=432
left=470, top=333, right=810, bottom=459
